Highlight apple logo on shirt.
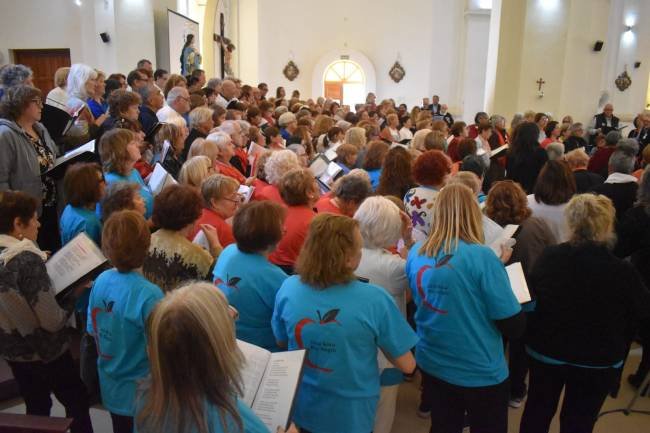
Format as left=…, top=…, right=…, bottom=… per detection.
left=294, top=309, right=340, bottom=373
left=90, top=299, right=115, bottom=360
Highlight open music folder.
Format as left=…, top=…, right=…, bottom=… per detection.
left=237, top=339, right=306, bottom=431
left=45, top=232, right=107, bottom=294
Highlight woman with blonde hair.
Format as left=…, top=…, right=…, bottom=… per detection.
left=344, top=126, right=367, bottom=150
left=272, top=213, right=417, bottom=433
left=155, top=119, right=188, bottom=179
left=520, top=194, right=650, bottom=433
left=406, top=183, right=523, bottom=433
left=411, top=128, right=432, bottom=155
left=134, top=282, right=281, bottom=433
left=187, top=138, right=220, bottom=166
left=190, top=174, right=240, bottom=247
left=178, top=155, right=216, bottom=188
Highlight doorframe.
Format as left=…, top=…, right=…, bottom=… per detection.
left=311, top=49, right=376, bottom=102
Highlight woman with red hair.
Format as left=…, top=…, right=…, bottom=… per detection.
left=404, top=150, right=452, bottom=241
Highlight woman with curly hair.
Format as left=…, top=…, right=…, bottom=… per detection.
left=377, top=146, right=415, bottom=198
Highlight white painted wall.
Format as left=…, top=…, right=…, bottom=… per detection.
left=239, top=0, right=478, bottom=114
left=0, top=0, right=157, bottom=75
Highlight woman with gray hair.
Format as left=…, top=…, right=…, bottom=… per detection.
left=489, top=114, right=509, bottom=149
left=183, top=106, right=214, bottom=161
left=545, top=141, right=565, bottom=161
left=63, top=63, right=104, bottom=148
left=257, top=149, right=300, bottom=204
left=520, top=193, right=650, bottom=433
left=615, top=167, right=650, bottom=389
left=354, top=196, right=415, bottom=433
left=0, top=64, right=33, bottom=99
left=593, top=147, right=638, bottom=220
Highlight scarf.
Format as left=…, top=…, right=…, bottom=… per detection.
left=0, top=234, right=48, bottom=265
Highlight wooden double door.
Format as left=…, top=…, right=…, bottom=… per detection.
left=13, top=49, right=71, bottom=95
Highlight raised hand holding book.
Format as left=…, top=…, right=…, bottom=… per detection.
left=46, top=232, right=107, bottom=294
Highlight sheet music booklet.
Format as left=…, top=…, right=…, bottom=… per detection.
left=46, top=232, right=107, bottom=294
left=237, top=339, right=306, bottom=431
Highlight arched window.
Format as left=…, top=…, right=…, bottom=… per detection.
left=323, top=60, right=366, bottom=107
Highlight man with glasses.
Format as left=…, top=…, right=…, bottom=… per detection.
left=126, top=69, right=148, bottom=92
left=588, top=103, right=620, bottom=148
left=156, top=86, right=190, bottom=126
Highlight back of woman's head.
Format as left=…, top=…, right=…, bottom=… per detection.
left=265, top=150, right=300, bottom=185
left=102, top=210, right=150, bottom=272
left=138, top=282, right=243, bottom=433
left=179, top=156, right=212, bottom=188
left=413, top=150, right=451, bottom=187
left=233, top=201, right=286, bottom=254
left=533, top=160, right=576, bottom=205
left=101, top=183, right=139, bottom=222
left=152, top=184, right=202, bottom=230
left=362, top=140, right=389, bottom=170
left=485, top=180, right=532, bottom=226
left=344, top=126, right=367, bottom=149
left=278, top=168, right=316, bottom=206
left=510, top=122, right=539, bottom=156
left=354, top=196, right=402, bottom=249
left=296, top=214, right=360, bottom=288
left=63, top=162, right=103, bottom=207
left=378, top=146, right=413, bottom=189
left=420, top=183, right=484, bottom=257
left=565, top=194, right=615, bottom=244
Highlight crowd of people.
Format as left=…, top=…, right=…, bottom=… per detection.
left=0, top=57, right=650, bottom=433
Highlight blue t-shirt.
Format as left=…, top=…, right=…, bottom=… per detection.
left=272, top=276, right=418, bottom=433
left=105, top=169, right=154, bottom=219
left=213, top=245, right=288, bottom=351
left=86, top=270, right=164, bottom=416
left=87, top=98, right=106, bottom=118
left=134, top=389, right=269, bottom=433
left=60, top=204, right=102, bottom=246
left=366, top=168, right=382, bottom=191
left=406, top=240, right=521, bottom=387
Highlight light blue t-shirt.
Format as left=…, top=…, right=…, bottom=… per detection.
left=134, top=391, right=269, bottom=433
left=86, top=269, right=164, bottom=416
left=105, top=169, right=154, bottom=219
left=272, top=276, right=418, bottom=433
left=213, top=245, right=288, bottom=352
left=60, top=204, right=102, bottom=246
left=406, top=240, right=521, bottom=387
left=366, top=168, right=382, bottom=191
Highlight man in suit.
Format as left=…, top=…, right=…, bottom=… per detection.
left=588, top=104, right=619, bottom=148
left=428, top=95, right=441, bottom=115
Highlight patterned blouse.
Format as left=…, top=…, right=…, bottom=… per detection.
left=22, top=127, right=56, bottom=207
left=404, top=185, right=440, bottom=241
left=142, top=229, right=215, bottom=292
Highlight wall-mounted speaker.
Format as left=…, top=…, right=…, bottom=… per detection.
left=100, top=32, right=110, bottom=43
left=593, top=40, right=604, bottom=51
left=634, top=61, right=641, bottom=69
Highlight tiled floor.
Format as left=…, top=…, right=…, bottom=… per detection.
left=1, top=349, right=649, bottom=433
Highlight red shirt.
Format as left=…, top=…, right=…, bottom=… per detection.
left=190, top=208, right=236, bottom=247
left=251, top=178, right=270, bottom=201
left=540, top=138, right=554, bottom=149
left=447, top=137, right=462, bottom=162
left=587, top=147, right=615, bottom=176
left=315, top=196, right=344, bottom=215
left=269, top=206, right=315, bottom=266
left=235, top=148, right=249, bottom=174
left=216, top=160, right=246, bottom=184
left=257, top=184, right=285, bottom=206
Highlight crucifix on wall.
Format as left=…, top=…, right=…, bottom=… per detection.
left=213, top=13, right=236, bottom=79
left=536, top=77, right=546, bottom=91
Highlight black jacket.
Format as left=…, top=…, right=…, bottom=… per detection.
left=182, top=128, right=207, bottom=162
left=526, top=242, right=650, bottom=366
left=615, top=205, right=650, bottom=287
left=506, top=147, right=548, bottom=194
left=573, top=169, right=604, bottom=193
left=138, top=105, right=158, bottom=137
left=592, top=181, right=638, bottom=221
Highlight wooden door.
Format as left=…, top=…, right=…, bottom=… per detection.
left=13, top=49, right=71, bottom=95
left=324, top=81, right=343, bottom=103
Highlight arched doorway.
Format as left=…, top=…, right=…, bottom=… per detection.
left=312, top=49, right=376, bottom=108
left=323, top=60, right=366, bottom=107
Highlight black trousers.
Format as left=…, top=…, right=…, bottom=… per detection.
left=37, top=204, right=61, bottom=254
left=519, top=357, right=617, bottom=433
left=635, top=318, right=650, bottom=377
left=109, top=413, right=133, bottom=433
left=508, top=337, right=529, bottom=398
left=7, top=350, right=93, bottom=433
left=421, top=370, right=509, bottom=433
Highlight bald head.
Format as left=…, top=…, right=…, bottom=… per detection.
left=603, top=104, right=614, bottom=116
left=221, top=80, right=237, bottom=99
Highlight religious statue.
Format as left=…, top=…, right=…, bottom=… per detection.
left=180, top=34, right=202, bottom=76
left=214, top=33, right=236, bottom=78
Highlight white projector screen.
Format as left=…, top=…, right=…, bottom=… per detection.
left=167, top=9, right=200, bottom=75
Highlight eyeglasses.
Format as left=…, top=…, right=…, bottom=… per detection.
left=223, top=194, right=244, bottom=204
left=30, top=98, right=43, bottom=107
